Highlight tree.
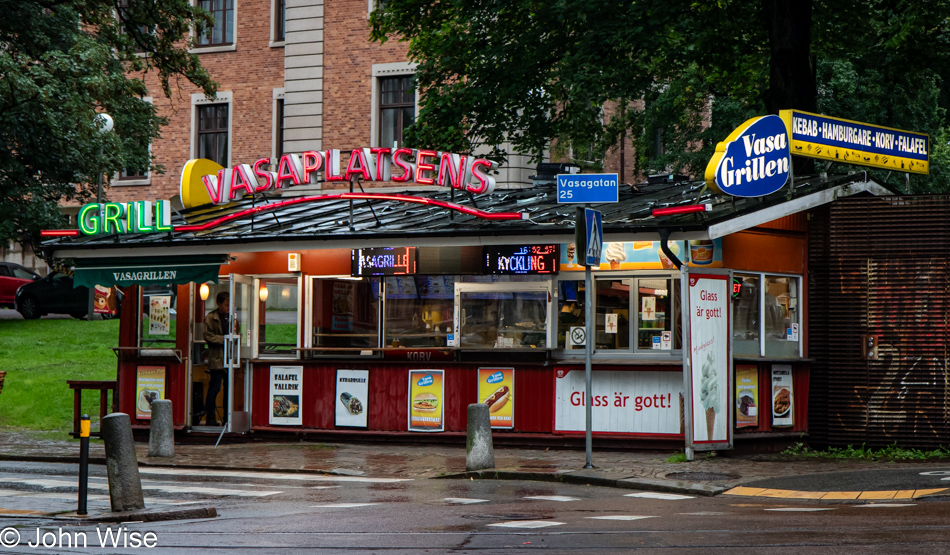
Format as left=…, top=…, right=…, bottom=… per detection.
left=370, top=0, right=950, bottom=191
left=0, top=0, right=216, bottom=246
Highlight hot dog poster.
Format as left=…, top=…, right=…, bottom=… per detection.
left=408, top=370, right=444, bottom=432
left=771, top=365, right=793, bottom=427
left=135, top=366, right=165, bottom=420
left=478, top=367, right=514, bottom=429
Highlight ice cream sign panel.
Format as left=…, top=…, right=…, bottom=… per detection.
left=554, top=370, right=683, bottom=434
left=561, top=240, right=722, bottom=270
left=688, top=274, right=731, bottom=448
left=704, top=115, right=790, bottom=197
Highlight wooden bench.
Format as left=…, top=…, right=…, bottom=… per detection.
left=67, top=380, right=117, bottom=438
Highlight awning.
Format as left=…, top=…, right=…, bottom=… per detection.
left=73, top=255, right=229, bottom=288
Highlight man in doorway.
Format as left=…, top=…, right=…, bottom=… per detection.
left=202, top=291, right=232, bottom=426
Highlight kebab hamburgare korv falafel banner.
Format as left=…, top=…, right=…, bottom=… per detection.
left=478, top=367, right=514, bottom=429
left=408, top=370, right=444, bottom=432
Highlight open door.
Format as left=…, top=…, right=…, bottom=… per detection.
left=226, top=274, right=254, bottom=433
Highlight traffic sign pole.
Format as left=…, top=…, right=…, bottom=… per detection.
left=584, top=251, right=594, bottom=468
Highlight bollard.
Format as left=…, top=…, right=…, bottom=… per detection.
left=77, top=414, right=90, bottom=515
left=466, top=403, right=495, bottom=471
left=148, top=399, right=175, bottom=458
left=101, top=413, right=145, bottom=512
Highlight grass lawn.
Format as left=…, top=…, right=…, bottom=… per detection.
left=0, top=314, right=120, bottom=436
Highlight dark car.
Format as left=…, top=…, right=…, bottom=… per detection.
left=15, top=272, right=122, bottom=320
left=0, top=262, right=41, bottom=308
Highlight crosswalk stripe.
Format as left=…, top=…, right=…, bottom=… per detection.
left=764, top=508, right=835, bottom=512
left=0, top=488, right=197, bottom=506
left=625, top=492, right=694, bottom=500
left=524, top=495, right=580, bottom=502
left=444, top=498, right=488, bottom=504
left=138, top=468, right=411, bottom=483
left=0, top=478, right=281, bottom=498
left=310, top=503, right=379, bottom=508
left=586, top=515, right=656, bottom=521
left=487, top=521, right=565, bottom=529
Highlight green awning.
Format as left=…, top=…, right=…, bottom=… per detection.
left=73, top=255, right=228, bottom=288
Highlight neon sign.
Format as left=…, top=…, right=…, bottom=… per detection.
left=485, top=245, right=559, bottom=274
left=78, top=201, right=173, bottom=235
left=351, top=247, right=418, bottom=276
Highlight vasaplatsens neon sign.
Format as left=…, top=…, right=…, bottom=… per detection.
left=203, top=148, right=500, bottom=206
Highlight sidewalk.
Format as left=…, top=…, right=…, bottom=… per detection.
left=3, top=429, right=948, bottom=500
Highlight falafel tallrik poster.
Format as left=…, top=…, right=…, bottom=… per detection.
left=270, top=366, right=302, bottom=426
left=687, top=274, right=731, bottom=447
left=409, top=370, right=444, bottom=432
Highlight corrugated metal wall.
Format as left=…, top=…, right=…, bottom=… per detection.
left=809, top=196, right=950, bottom=448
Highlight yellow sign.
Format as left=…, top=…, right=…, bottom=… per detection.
left=780, top=110, right=929, bottom=174
left=135, top=366, right=166, bottom=420
left=478, top=367, right=514, bottom=429
left=179, top=158, right=224, bottom=209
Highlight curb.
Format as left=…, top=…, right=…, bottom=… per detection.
left=61, top=506, right=217, bottom=523
left=434, top=470, right=726, bottom=497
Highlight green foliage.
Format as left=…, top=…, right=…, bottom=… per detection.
left=0, top=315, right=120, bottom=433
left=666, top=451, right=688, bottom=463
left=371, top=0, right=950, bottom=188
left=782, top=442, right=950, bottom=460
left=0, top=0, right=217, bottom=246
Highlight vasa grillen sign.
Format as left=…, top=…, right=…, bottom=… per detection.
left=704, top=115, right=791, bottom=198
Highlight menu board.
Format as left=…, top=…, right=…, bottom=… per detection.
left=135, top=366, right=165, bottom=420
left=478, top=368, right=514, bottom=429
left=484, top=245, right=558, bottom=274
left=736, top=364, right=758, bottom=428
left=408, top=369, right=444, bottom=432
left=148, top=295, right=171, bottom=335
left=352, top=247, right=417, bottom=276
left=270, top=366, right=303, bottom=426
left=771, top=365, right=793, bottom=427
left=335, top=369, right=369, bottom=428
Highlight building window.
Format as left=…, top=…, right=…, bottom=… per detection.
left=197, top=103, right=229, bottom=167
left=274, top=0, right=285, bottom=42
left=731, top=273, right=801, bottom=358
left=197, top=0, right=234, bottom=47
left=378, top=75, right=415, bottom=149
left=258, top=277, right=299, bottom=357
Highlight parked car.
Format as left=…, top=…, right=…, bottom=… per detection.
left=15, top=272, right=122, bottom=320
left=0, top=262, right=41, bottom=308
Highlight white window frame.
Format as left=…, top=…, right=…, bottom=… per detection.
left=272, top=88, right=285, bottom=163
left=189, top=0, right=238, bottom=54
left=253, top=274, right=303, bottom=360
left=454, top=281, right=555, bottom=350
left=370, top=62, right=419, bottom=148
left=269, top=0, right=286, bottom=47
left=114, top=96, right=153, bottom=186
left=732, top=271, right=803, bottom=359
left=305, top=275, right=382, bottom=358
left=191, top=91, right=233, bottom=167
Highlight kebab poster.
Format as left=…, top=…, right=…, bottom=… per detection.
left=735, top=364, right=758, bottom=428
left=336, top=369, right=368, bottom=428
left=771, top=365, right=793, bottom=427
left=270, top=366, right=302, bottom=426
left=135, top=366, right=165, bottom=420
left=148, top=295, right=171, bottom=335
left=477, top=367, right=514, bottom=429
left=408, top=369, right=444, bottom=432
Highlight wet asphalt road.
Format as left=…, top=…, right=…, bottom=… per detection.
left=2, top=461, right=950, bottom=553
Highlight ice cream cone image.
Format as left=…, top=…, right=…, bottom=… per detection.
left=605, top=242, right=626, bottom=270
left=705, top=407, right=716, bottom=440
left=566, top=243, right=576, bottom=265
left=699, top=352, right=721, bottom=441
left=657, top=242, right=681, bottom=269
left=610, top=261, right=620, bottom=269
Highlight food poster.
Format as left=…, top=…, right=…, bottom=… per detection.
left=94, top=285, right=119, bottom=315
left=336, top=369, right=369, bottom=428
left=771, top=365, right=793, bottom=426
left=688, top=273, right=731, bottom=447
left=270, top=366, right=303, bottom=426
left=478, top=367, right=514, bottom=429
left=408, top=369, right=444, bottom=432
left=560, top=240, right=722, bottom=270
left=148, top=295, right=171, bottom=335
left=135, top=366, right=165, bottom=420
left=736, top=364, right=759, bottom=428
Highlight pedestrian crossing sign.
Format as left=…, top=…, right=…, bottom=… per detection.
left=582, top=208, right=603, bottom=266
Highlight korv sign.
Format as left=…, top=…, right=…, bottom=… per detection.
left=704, top=115, right=790, bottom=198
left=779, top=110, right=929, bottom=175
left=557, top=173, right=618, bottom=203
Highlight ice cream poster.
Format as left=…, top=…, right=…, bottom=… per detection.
left=93, top=285, right=119, bottom=315
left=135, top=366, right=165, bottom=420
left=335, top=369, right=369, bottom=428
left=270, top=366, right=302, bottom=426
left=148, top=295, right=171, bottom=335
left=408, top=370, right=444, bottom=432
left=736, top=364, right=759, bottom=428
left=478, top=367, right=514, bottom=429
left=771, top=365, right=793, bottom=427
left=560, top=240, right=721, bottom=270
left=688, top=273, right=731, bottom=447
left=554, top=370, right=683, bottom=434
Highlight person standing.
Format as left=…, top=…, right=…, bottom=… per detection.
left=202, top=291, right=231, bottom=426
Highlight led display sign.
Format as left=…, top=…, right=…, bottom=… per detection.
left=484, top=245, right=559, bottom=275
left=352, top=247, right=417, bottom=276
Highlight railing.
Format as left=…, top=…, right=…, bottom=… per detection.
left=66, top=380, right=117, bottom=438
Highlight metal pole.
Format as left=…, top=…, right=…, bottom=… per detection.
left=87, top=145, right=104, bottom=321
left=584, top=240, right=594, bottom=469
left=77, top=414, right=90, bottom=515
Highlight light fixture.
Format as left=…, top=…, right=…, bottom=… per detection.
left=259, top=285, right=269, bottom=302
left=199, top=283, right=210, bottom=301
left=651, top=204, right=712, bottom=217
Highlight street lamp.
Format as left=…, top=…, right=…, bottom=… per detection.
left=87, top=113, right=113, bottom=320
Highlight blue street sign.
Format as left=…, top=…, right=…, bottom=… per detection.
left=557, top=173, right=619, bottom=203
left=584, top=209, right=603, bottom=266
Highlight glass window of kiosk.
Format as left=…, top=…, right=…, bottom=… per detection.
left=383, top=276, right=455, bottom=348
left=732, top=273, right=760, bottom=357
left=456, top=278, right=552, bottom=349
left=308, top=277, right=380, bottom=353
left=140, top=284, right=177, bottom=348
left=557, top=279, right=586, bottom=349
left=257, top=277, right=300, bottom=357
left=635, top=278, right=681, bottom=351
left=764, top=274, right=800, bottom=357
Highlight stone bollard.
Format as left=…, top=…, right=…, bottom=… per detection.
left=148, top=400, right=175, bottom=458
left=101, top=413, right=145, bottom=512
left=466, top=403, right=495, bottom=471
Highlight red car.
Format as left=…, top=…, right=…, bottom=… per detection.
left=0, top=262, right=41, bottom=308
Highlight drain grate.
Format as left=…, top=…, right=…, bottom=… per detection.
left=665, top=471, right=740, bottom=481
